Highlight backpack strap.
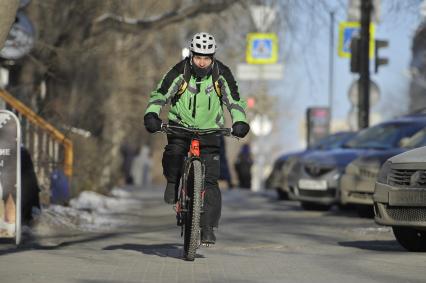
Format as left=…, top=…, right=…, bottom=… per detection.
left=212, top=61, right=222, bottom=97
left=176, top=58, right=191, bottom=96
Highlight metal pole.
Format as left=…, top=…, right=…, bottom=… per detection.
left=328, top=10, right=335, bottom=131
left=358, top=0, right=372, bottom=129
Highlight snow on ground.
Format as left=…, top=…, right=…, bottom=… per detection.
left=32, top=188, right=140, bottom=235
left=69, top=189, right=139, bottom=213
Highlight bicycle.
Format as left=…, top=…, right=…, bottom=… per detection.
left=161, top=124, right=232, bottom=261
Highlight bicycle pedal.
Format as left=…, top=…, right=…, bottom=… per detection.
left=202, top=243, right=214, bottom=247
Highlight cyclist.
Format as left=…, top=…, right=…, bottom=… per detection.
left=144, top=32, right=249, bottom=244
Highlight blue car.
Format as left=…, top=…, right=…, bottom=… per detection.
left=291, top=113, right=426, bottom=210
left=267, top=131, right=356, bottom=200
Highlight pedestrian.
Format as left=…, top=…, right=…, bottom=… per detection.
left=131, top=144, right=152, bottom=188
left=234, top=143, right=253, bottom=189
left=120, top=141, right=138, bottom=185
left=21, top=147, right=40, bottom=224
left=143, top=32, right=250, bottom=244
left=219, top=135, right=233, bottom=189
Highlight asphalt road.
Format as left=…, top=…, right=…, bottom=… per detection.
left=0, top=187, right=425, bottom=283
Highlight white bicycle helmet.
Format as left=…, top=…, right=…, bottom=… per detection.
left=189, top=32, right=216, bottom=55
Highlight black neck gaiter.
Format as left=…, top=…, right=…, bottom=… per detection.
left=191, top=63, right=213, bottom=78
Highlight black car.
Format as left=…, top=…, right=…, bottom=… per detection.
left=266, top=131, right=356, bottom=200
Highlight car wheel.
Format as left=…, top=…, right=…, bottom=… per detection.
left=356, top=205, right=375, bottom=218
left=392, top=227, right=426, bottom=252
left=301, top=201, right=331, bottom=211
left=276, top=188, right=289, bottom=200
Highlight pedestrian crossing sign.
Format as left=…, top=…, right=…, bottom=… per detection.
left=246, top=33, right=278, bottom=64
left=338, top=22, right=375, bottom=58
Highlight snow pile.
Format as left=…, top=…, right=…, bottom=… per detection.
left=33, top=188, right=140, bottom=234
left=69, top=190, right=139, bottom=213
left=110, top=187, right=133, bottom=198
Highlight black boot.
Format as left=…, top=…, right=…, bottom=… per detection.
left=201, top=226, right=216, bottom=244
left=164, top=182, right=177, bottom=204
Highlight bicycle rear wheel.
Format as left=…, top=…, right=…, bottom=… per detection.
left=183, top=159, right=202, bottom=261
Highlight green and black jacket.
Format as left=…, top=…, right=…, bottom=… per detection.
left=145, top=58, right=247, bottom=129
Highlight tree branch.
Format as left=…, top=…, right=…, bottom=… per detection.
left=94, top=0, right=240, bottom=33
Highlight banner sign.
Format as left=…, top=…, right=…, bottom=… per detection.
left=0, top=110, right=21, bottom=244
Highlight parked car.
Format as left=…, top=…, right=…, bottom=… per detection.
left=374, top=146, right=426, bottom=252
left=266, top=132, right=356, bottom=200
left=341, top=127, right=426, bottom=217
left=291, top=114, right=426, bottom=210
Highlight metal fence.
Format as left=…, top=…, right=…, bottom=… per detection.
left=0, top=89, right=73, bottom=205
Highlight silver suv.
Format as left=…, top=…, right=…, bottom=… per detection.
left=374, top=146, right=426, bottom=251
left=341, top=127, right=426, bottom=217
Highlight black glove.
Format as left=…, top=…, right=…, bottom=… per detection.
left=232, top=121, right=250, bottom=138
left=144, top=113, right=162, bottom=133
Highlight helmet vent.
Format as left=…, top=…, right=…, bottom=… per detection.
left=196, top=43, right=201, bottom=48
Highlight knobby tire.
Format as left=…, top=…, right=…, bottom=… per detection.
left=183, top=160, right=202, bottom=261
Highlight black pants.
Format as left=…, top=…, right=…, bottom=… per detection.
left=162, top=133, right=222, bottom=228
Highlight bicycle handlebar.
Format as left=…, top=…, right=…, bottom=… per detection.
left=160, top=124, right=234, bottom=137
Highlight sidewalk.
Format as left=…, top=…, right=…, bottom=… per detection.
left=0, top=186, right=424, bottom=283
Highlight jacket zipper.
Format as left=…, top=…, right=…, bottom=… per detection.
left=192, top=78, right=201, bottom=118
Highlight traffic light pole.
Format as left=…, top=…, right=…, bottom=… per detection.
left=328, top=10, right=335, bottom=131
left=358, top=0, right=372, bottom=129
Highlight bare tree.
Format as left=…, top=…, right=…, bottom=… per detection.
left=0, top=0, right=19, bottom=49
left=94, top=0, right=241, bottom=33
left=8, top=0, right=247, bottom=192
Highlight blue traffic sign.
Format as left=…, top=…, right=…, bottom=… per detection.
left=343, top=27, right=359, bottom=54
left=338, top=22, right=375, bottom=58
left=246, top=33, right=278, bottom=64
left=252, top=38, right=273, bottom=59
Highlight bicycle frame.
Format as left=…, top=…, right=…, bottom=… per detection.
left=163, top=124, right=231, bottom=217
left=176, top=139, right=206, bottom=229
left=160, top=124, right=232, bottom=260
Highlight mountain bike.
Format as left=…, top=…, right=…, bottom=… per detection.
left=161, top=124, right=232, bottom=261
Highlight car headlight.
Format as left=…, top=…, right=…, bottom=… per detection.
left=377, top=160, right=392, bottom=184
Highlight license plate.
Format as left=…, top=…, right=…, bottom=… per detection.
left=298, top=179, right=327, bottom=190
left=389, top=190, right=426, bottom=206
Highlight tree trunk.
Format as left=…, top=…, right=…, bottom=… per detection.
left=0, top=0, right=19, bottom=49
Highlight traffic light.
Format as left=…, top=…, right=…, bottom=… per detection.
left=350, top=36, right=361, bottom=73
left=247, top=97, right=255, bottom=109
left=374, top=39, right=389, bottom=73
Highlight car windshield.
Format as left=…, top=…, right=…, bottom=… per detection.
left=404, top=128, right=426, bottom=148
left=311, top=133, right=353, bottom=150
left=343, top=123, right=412, bottom=150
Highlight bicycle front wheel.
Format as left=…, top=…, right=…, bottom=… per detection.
left=183, top=159, right=203, bottom=261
